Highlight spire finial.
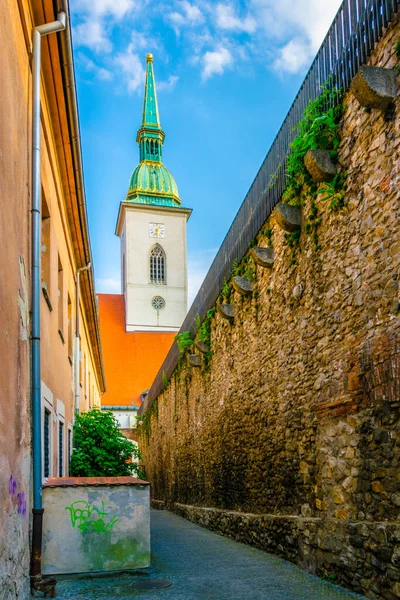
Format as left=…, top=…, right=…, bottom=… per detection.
left=146, top=53, right=153, bottom=62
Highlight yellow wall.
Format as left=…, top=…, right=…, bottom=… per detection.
left=0, top=0, right=104, bottom=593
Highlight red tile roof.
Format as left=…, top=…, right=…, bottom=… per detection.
left=97, top=294, right=175, bottom=407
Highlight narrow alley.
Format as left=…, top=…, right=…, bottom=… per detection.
left=52, top=510, right=367, bottom=600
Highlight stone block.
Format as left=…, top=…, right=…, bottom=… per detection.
left=232, top=276, right=254, bottom=296
left=195, top=340, right=209, bottom=353
left=217, top=303, right=235, bottom=320
left=188, top=354, right=202, bottom=367
left=292, top=283, right=304, bottom=299
left=250, top=247, right=274, bottom=268
left=350, top=66, right=397, bottom=110
left=304, top=149, right=337, bottom=182
left=275, top=203, right=301, bottom=232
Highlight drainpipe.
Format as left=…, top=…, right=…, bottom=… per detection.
left=75, top=263, right=91, bottom=415
left=30, top=12, right=66, bottom=597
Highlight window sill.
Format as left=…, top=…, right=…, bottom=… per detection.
left=42, top=284, right=53, bottom=311
left=58, top=329, right=65, bottom=344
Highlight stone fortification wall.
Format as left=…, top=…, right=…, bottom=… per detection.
left=138, top=15, right=400, bottom=600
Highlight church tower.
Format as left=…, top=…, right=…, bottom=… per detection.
left=116, top=54, right=192, bottom=332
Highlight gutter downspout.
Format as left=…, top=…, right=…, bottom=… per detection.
left=75, top=263, right=91, bottom=415
left=31, top=12, right=66, bottom=597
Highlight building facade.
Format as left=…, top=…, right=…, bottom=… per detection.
left=99, top=54, right=191, bottom=425
left=0, top=0, right=105, bottom=596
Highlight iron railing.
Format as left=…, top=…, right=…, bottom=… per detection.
left=141, top=0, right=399, bottom=412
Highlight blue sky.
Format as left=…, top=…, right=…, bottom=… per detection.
left=70, top=0, right=342, bottom=304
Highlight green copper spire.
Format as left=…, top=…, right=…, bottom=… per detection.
left=142, top=54, right=161, bottom=129
left=126, top=54, right=181, bottom=207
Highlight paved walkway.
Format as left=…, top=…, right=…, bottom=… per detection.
left=54, top=509, right=366, bottom=600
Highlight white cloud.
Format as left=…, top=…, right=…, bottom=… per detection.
left=158, top=75, right=179, bottom=91
left=202, top=47, right=233, bottom=80
left=251, top=0, right=342, bottom=72
left=216, top=4, right=256, bottom=33
left=272, top=38, right=311, bottom=74
left=78, top=54, right=113, bottom=80
left=167, top=0, right=204, bottom=33
left=71, top=0, right=136, bottom=53
left=96, top=277, right=121, bottom=294
left=72, top=0, right=135, bottom=20
left=73, top=19, right=112, bottom=53
left=115, top=44, right=146, bottom=92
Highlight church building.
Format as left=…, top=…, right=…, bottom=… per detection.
left=98, top=54, right=191, bottom=433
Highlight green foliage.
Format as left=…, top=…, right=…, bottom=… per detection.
left=137, top=398, right=158, bottom=444
left=195, top=313, right=202, bottom=332
left=196, top=307, right=215, bottom=372
left=262, top=227, right=273, bottom=247
left=284, top=230, right=301, bottom=266
left=235, top=253, right=256, bottom=283
left=175, top=331, right=194, bottom=354
left=319, top=173, right=347, bottom=210
left=69, top=408, right=141, bottom=477
left=221, top=279, right=232, bottom=302
left=283, top=83, right=344, bottom=206
left=161, top=370, right=169, bottom=387
left=231, top=258, right=239, bottom=276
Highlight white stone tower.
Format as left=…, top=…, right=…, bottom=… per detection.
left=115, top=54, right=192, bottom=332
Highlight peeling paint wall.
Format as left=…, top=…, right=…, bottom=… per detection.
left=42, top=484, right=150, bottom=574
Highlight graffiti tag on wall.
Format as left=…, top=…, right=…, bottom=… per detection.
left=65, top=500, right=119, bottom=533
left=8, top=475, right=26, bottom=516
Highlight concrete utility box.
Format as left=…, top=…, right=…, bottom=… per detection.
left=42, top=477, right=150, bottom=575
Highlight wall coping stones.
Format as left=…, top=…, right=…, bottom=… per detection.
left=232, top=276, right=254, bottom=296
left=304, top=149, right=337, bottom=182
left=217, top=304, right=235, bottom=319
left=250, top=247, right=274, bottom=268
left=195, top=340, right=209, bottom=353
left=275, top=203, right=301, bottom=232
left=43, top=477, right=150, bottom=487
left=187, top=354, right=202, bottom=367
left=350, top=66, right=397, bottom=110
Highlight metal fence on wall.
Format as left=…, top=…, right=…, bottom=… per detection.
left=141, top=0, right=399, bottom=412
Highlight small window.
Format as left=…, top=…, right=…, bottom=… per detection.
left=44, top=409, right=51, bottom=478
left=150, top=244, right=166, bottom=284
left=58, top=421, right=64, bottom=477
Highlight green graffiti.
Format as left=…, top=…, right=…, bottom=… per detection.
left=65, top=500, right=119, bottom=533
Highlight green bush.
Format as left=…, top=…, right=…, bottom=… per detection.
left=69, top=408, right=141, bottom=477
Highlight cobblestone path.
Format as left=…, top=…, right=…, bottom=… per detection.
left=53, top=509, right=366, bottom=600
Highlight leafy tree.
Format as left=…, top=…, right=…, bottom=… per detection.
left=69, top=408, right=142, bottom=477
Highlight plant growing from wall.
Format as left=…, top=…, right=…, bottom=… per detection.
left=196, top=307, right=216, bottom=371
left=69, top=408, right=142, bottom=477
left=161, top=370, right=169, bottom=388
left=282, top=82, right=345, bottom=254
left=261, top=226, right=273, bottom=247
left=175, top=331, right=194, bottom=354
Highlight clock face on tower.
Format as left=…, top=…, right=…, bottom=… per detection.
left=149, top=223, right=165, bottom=238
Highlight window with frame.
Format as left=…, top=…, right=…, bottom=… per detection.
left=150, top=244, right=166, bottom=284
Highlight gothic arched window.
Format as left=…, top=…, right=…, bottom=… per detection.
left=150, top=244, right=166, bottom=284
